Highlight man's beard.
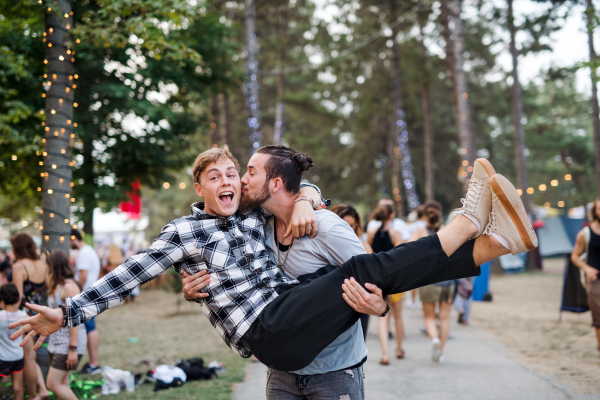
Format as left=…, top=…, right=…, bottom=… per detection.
left=239, top=181, right=271, bottom=212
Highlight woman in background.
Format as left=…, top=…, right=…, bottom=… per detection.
left=10, top=234, right=49, bottom=400
left=367, top=204, right=404, bottom=364
left=330, top=203, right=372, bottom=339
left=45, top=250, right=87, bottom=400
left=410, top=201, right=454, bottom=363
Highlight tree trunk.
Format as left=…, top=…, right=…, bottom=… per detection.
left=440, top=0, right=475, bottom=182
left=273, top=5, right=286, bottom=146
left=389, top=0, right=420, bottom=212
left=221, top=94, right=232, bottom=147
left=211, top=95, right=220, bottom=146
left=418, top=20, right=434, bottom=202
left=507, top=0, right=533, bottom=217
left=41, top=0, right=73, bottom=254
left=245, top=0, right=262, bottom=152
left=586, top=0, right=600, bottom=196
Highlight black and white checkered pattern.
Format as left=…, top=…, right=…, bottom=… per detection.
left=66, top=203, right=298, bottom=357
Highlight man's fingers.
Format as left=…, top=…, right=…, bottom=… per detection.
left=33, top=335, right=47, bottom=351
left=342, top=293, right=358, bottom=311
left=298, top=223, right=306, bottom=238
left=310, top=220, right=318, bottom=239
left=365, top=282, right=383, bottom=296
left=11, top=325, right=32, bottom=340
left=343, top=281, right=361, bottom=306
left=8, top=315, right=33, bottom=330
left=21, top=330, right=37, bottom=347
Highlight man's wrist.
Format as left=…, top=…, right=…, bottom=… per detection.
left=379, top=302, right=391, bottom=317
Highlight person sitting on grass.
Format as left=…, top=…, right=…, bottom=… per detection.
left=0, top=283, right=28, bottom=400
left=10, top=147, right=537, bottom=373
left=45, top=250, right=87, bottom=400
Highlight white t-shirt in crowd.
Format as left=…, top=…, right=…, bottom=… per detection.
left=0, top=309, right=28, bottom=361
left=74, top=244, right=101, bottom=290
left=366, top=218, right=411, bottom=241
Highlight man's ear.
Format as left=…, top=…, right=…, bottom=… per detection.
left=270, top=178, right=284, bottom=194
left=195, top=182, right=204, bottom=197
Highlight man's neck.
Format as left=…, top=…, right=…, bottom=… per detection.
left=263, top=195, right=296, bottom=233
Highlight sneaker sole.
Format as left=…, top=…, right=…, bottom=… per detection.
left=474, top=158, right=496, bottom=177
left=489, top=174, right=537, bottom=251
left=431, top=340, right=441, bottom=362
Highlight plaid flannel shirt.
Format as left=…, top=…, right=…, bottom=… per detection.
left=66, top=203, right=298, bottom=357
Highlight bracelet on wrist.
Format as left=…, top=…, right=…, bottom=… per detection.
left=54, top=304, right=68, bottom=328
left=379, top=303, right=391, bottom=318
left=293, top=196, right=314, bottom=208
left=69, top=345, right=77, bottom=351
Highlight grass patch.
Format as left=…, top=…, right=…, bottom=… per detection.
left=83, top=289, right=247, bottom=399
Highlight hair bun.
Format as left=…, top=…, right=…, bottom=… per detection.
left=292, top=152, right=314, bottom=172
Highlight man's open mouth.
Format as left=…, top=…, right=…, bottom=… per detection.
left=219, top=191, right=234, bottom=205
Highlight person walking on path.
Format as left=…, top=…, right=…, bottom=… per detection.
left=70, top=229, right=102, bottom=375
left=0, top=283, right=28, bottom=400
left=10, top=233, right=49, bottom=400
left=45, top=251, right=87, bottom=400
left=11, top=152, right=536, bottom=374
left=367, top=204, right=405, bottom=364
left=366, top=198, right=411, bottom=242
left=410, top=201, right=455, bottom=363
left=571, top=197, right=600, bottom=355
left=331, top=203, right=373, bottom=341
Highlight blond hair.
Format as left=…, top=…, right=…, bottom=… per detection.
left=192, top=145, right=240, bottom=185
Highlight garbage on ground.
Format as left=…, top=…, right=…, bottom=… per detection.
left=101, top=366, right=135, bottom=395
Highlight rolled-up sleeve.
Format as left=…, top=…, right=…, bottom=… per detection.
left=66, top=223, right=184, bottom=326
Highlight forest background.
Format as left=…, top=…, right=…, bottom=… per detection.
left=1, top=0, right=599, bottom=242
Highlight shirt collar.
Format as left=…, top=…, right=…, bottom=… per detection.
left=190, top=202, right=240, bottom=224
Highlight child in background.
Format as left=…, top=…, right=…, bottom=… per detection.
left=0, top=283, right=28, bottom=400
left=45, top=250, right=87, bottom=400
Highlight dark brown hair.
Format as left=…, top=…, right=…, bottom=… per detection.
left=10, top=233, right=39, bottom=261
left=423, top=200, right=443, bottom=228
left=330, top=203, right=363, bottom=237
left=592, top=197, right=600, bottom=222
left=47, top=250, right=74, bottom=295
left=372, top=204, right=394, bottom=222
left=255, top=146, right=314, bottom=194
left=416, top=204, right=426, bottom=219
left=192, top=145, right=240, bottom=185
left=0, top=283, right=20, bottom=306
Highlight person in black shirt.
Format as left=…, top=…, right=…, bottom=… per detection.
left=572, top=197, right=600, bottom=354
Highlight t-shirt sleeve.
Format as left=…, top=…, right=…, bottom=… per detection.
left=75, top=247, right=92, bottom=271
left=321, top=217, right=367, bottom=265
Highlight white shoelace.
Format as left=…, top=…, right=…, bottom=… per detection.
left=483, top=207, right=497, bottom=236
left=456, top=180, right=484, bottom=215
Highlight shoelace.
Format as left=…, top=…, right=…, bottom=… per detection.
left=456, top=180, right=484, bottom=215
left=483, top=206, right=497, bottom=236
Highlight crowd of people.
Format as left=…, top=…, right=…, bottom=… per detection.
left=330, top=198, right=476, bottom=366
left=0, top=229, right=104, bottom=400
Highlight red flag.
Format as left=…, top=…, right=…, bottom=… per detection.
left=119, top=180, right=142, bottom=219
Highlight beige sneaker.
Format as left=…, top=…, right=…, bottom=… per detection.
left=485, top=174, right=538, bottom=255
left=455, top=158, right=496, bottom=238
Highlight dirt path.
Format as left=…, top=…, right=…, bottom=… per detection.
left=233, top=269, right=600, bottom=399
left=473, top=270, right=600, bottom=395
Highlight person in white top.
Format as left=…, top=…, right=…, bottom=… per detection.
left=0, top=283, right=28, bottom=400
left=70, top=229, right=101, bottom=374
left=365, top=198, right=411, bottom=241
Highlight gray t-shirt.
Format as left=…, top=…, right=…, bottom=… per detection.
left=264, top=210, right=368, bottom=375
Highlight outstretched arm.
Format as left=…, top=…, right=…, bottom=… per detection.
left=10, top=222, right=186, bottom=348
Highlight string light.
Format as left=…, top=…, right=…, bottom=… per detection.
left=539, top=184, right=546, bottom=191
left=517, top=189, right=522, bottom=196
left=565, top=174, right=572, bottom=181
left=179, top=182, right=186, bottom=189
left=558, top=201, right=565, bottom=207
left=527, top=187, right=534, bottom=194
left=163, top=182, right=170, bottom=189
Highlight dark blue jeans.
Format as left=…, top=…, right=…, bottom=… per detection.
left=266, top=366, right=364, bottom=400
left=244, top=234, right=479, bottom=371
